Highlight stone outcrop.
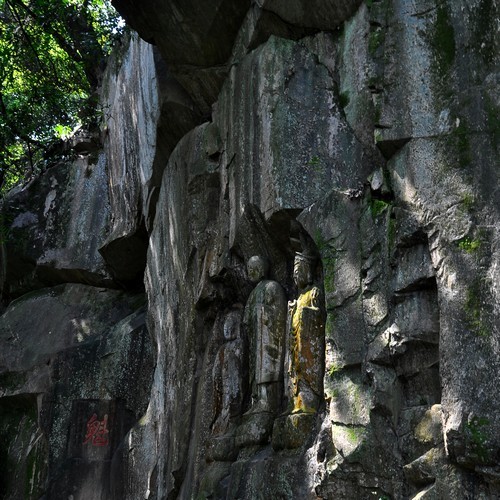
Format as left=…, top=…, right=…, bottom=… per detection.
left=1, top=0, right=499, bottom=499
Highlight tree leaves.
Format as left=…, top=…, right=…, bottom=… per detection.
left=0, top=0, right=123, bottom=192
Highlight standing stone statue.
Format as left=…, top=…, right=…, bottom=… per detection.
left=288, top=252, right=326, bottom=414
left=209, top=307, right=245, bottom=462
left=212, top=307, right=244, bottom=436
left=243, top=255, right=287, bottom=414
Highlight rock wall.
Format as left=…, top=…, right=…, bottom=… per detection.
left=1, top=0, right=499, bottom=498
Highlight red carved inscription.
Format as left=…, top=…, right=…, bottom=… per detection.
left=83, top=413, right=109, bottom=446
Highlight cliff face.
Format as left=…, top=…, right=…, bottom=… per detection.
left=1, top=0, right=499, bottom=499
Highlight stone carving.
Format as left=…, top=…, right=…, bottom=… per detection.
left=243, top=255, right=287, bottom=414
left=288, top=252, right=326, bottom=414
left=209, top=307, right=245, bottom=461
left=212, top=307, right=245, bottom=437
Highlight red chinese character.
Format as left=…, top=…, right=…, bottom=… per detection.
left=83, top=413, right=109, bottom=446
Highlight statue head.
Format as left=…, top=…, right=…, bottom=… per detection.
left=223, top=308, right=241, bottom=341
left=247, top=255, right=269, bottom=284
left=293, top=253, right=313, bottom=290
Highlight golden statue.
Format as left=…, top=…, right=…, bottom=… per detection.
left=288, top=253, right=326, bottom=414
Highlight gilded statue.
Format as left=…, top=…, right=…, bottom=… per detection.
left=288, top=253, right=326, bottom=414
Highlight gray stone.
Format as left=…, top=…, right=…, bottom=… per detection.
left=235, top=411, right=274, bottom=448
left=0, top=283, right=153, bottom=499
left=393, top=243, right=435, bottom=292
left=0, top=284, right=145, bottom=373
left=207, top=436, right=238, bottom=463
left=328, top=369, right=372, bottom=426
left=111, top=0, right=251, bottom=113
left=2, top=155, right=112, bottom=299
left=365, top=364, right=401, bottom=422
left=272, top=412, right=316, bottom=450
left=215, top=35, right=372, bottom=240
left=258, top=0, right=362, bottom=31
left=3, top=0, right=500, bottom=496
left=102, top=33, right=201, bottom=232
left=393, top=290, right=440, bottom=344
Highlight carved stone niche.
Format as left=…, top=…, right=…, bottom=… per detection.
left=229, top=206, right=327, bottom=451
left=273, top=250, right=327, bottom=451
left=48, top=399, right=135, bottom=500
left=236, top=255, right=287, bottom=448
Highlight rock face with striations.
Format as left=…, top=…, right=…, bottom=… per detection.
left=1, top=0, right=499, bottom=499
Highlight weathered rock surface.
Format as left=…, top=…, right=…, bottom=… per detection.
left=1, top=0, right=499, bottom=498
left=0, top=284, right=153, bottom=499
left=1, top=153, right=112, bottom=301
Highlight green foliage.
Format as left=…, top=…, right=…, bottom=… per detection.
left=328, top=361, right=342, bottom=378
left=0, top=0, right=123, bottom=193
left=457, top=237, right=481, bottom=253
left=430, top=4, right=456, bottom=74
left=370, top=199, right=390, bottom=218
left=339, top=91, right=350, bottom=108
left=424, top=3, right=455, bottom=105
left=460, top=194, right=475, bottom=212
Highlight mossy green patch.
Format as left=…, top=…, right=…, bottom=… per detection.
left=465, top=279, right=491, bottom=337
left=367, top=75, right=383, bottom=89
left=373, top=100, right=382, bottom=124
left=314, top=230, right=336, bottom=295
left=349, top=384, right=366, bottom=421
left=370, top=199, right=390, bottom=218
left=466, top=416, right=490, bottom=462
left=448, top=120, right=471, bottom=169
left=346, top=426, right=364, bottom=443
left=460, top=194, right=475, bottom=212
left=323, top=254, right=336, bottom=295
left=307, top=155, right=320, bottom=166
left=306, top=155, right=323, bottom=175
left=457, top=237, right=481, bottom=253
left=368, top=28, right=385, bottom=56
left=0, top=372, right=27, bottom=391
left=328, top=361, right=342, bottom=378
left=429, top=4, right=455, bottom=75
left=425, top=3, right=456, bottom=105
left=339, top=91, right=350, bottom=109
left=470, top=0, right=496, bottom=67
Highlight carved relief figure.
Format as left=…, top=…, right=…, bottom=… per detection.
left=212, top=307, right=244, bottom=436
left=288, top=253, right=326, bottom=414
left=243, top=255, right=287, bottom=414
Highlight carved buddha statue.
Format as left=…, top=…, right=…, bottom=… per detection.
left=243, top=255, right=287, bottom=414
left=288, top=253, right=326, bottom=414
